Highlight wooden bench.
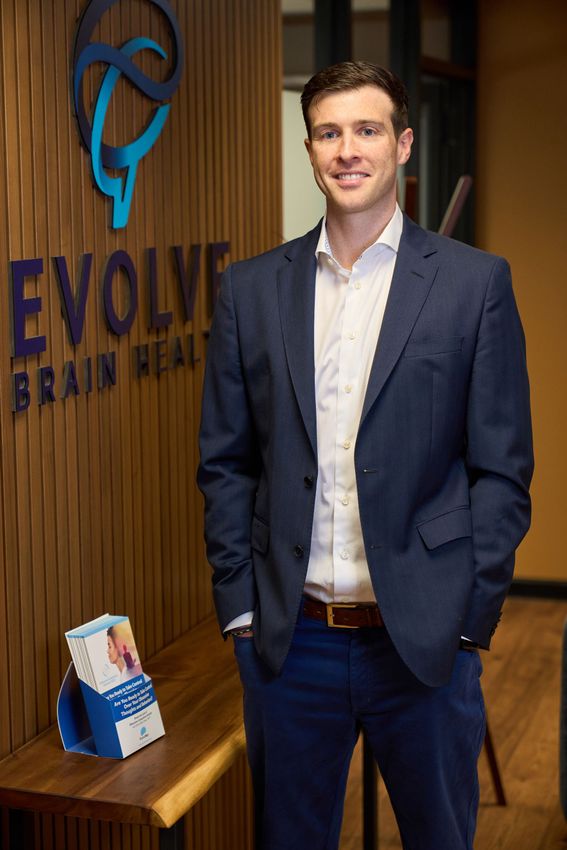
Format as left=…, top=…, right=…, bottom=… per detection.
left=0, top=616, right=245, bottom=850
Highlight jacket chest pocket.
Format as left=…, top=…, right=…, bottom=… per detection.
left=403, top=336, right=463, bottom=358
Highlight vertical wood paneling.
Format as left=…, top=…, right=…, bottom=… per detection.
left=0, top=0, right=16, bottom=761
left=0, top=1, right=281, bottom=848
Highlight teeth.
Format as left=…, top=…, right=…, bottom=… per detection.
left=337, top=173, right=366, bottom=180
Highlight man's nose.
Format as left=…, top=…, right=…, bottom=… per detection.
left=338, top=132, right=359, bottom=161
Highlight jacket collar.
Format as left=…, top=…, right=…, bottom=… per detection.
left=360, top=215, right=439, bottom=425
left=277, top=215, right=439, bottom=451
left=277, top=222, right=321, bottom=456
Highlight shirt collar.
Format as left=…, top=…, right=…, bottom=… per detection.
left=315, top=204, right=404, bottom=263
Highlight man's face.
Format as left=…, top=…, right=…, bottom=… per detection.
left=304, top=85, right=413, bottom=220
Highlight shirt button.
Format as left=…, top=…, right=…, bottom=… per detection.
left=354, top=281, right=361, bottom=290
left=341, top=495, right=350, bottom=506
left=342, top=440, right=351, bottom=449
left=344, top=384, right=352, bottom=393
left=340, top=549, right=350, bottom=560
left=348, top=331, right=356, bottom=340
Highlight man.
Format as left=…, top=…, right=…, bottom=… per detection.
left=198, top=62, right=533, bottom=850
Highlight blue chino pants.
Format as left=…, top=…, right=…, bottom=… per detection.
left=233, top=608, right=486, bottom=850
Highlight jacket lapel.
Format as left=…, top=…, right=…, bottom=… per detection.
left=360, top=216, right=439, bottom=425
left=277, top=223, right=321, bottom=456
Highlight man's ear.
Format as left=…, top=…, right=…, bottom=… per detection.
left=397, top=128, right=414, bottom=166
left=304, top=137, right=313, bottom=165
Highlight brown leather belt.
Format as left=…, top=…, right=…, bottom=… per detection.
left=303, top=596, right=384, bottom=629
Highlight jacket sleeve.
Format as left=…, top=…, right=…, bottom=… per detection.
left=463, top=257, right=534, bottom=646
left=197, top=265, right=260, bottom=631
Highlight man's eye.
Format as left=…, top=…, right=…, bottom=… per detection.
left=360, top=127, right=377, bottom=137
left=321, top=130, right=338, bottom=140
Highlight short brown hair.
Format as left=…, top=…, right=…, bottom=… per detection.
left=301, top=61, right=409, bottom=139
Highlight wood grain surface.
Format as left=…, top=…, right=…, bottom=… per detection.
left=0, top=618, right=245, bottom=829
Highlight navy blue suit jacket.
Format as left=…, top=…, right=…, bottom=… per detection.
left=197, top=215, right=533, bottom=687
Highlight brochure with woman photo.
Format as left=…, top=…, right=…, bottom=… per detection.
left=66, top=614, right=144, bottom=694
left=61, top=613, right=164, bottom=758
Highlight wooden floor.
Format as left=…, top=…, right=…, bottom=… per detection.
left=339, top=597, right=567, bottom=850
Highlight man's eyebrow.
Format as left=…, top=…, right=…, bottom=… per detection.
left=354, top=120, right=387, bottom=130
left=312, top=122, right=340, bottom=133
left=312, top=120, right=387, bottom=133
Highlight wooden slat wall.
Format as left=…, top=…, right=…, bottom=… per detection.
left=0, top=0, right=281, bottom=847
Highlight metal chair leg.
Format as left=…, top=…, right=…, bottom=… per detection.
left=362, top=732, right=378, bottom=850
left=484, top=717, right=507, bottom=806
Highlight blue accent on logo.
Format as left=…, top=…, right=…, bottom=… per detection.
left=140, top=726, right=147, bottom=737
left=72, top=0, right=184, bottom=229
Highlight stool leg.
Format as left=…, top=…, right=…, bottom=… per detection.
left=362, top=732, right=379, bottom=850
left=484, top=718, right=507, bottom=806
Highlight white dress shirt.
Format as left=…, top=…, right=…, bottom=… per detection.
left=226, top=205, right=403, bottom=631
left=305, top=204, right=403, bottom=603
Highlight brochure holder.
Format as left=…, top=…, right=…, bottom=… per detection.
left=57, top=663, right=165, bottom=759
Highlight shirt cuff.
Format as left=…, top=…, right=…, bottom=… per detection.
left=224, top=612, right=254, bottom=633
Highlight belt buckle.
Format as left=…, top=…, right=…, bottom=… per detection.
left=326, top=602, right=358, bottom=629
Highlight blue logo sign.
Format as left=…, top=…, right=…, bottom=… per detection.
left=72, top=0, right=183, bottom=229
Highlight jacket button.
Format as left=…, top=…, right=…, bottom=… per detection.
left=303, top=475, right=314, bottom=488
left=293, top=544, right=304, bottom=558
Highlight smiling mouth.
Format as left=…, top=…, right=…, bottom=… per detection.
left=336, top=172, right=368, bottom=181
